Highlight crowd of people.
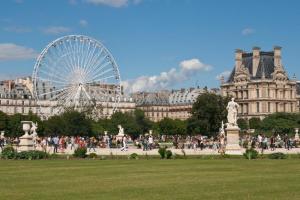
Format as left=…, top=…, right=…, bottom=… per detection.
left=0, top=132, right=298, bottom=154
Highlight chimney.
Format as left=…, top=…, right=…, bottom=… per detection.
left=235, top=49, right=243, bottom=72
left=252, top=46, right=260, bottom=77
left=274, top=46, right=282, bottom=68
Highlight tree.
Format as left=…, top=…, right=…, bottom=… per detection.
left=109, top=111, right=141, bottom=138
left=62, top=111, right=92, bottom=136
left=187, top=92, right=229, bottom=136
left=0, top=111, right=8, bottom=133
left=237, top=118, right=248, bottom=130
left=134, top=109, right=153, bottom=134
left=249, top=118, right=261, bottom=130
left=158, top=118, right=187, bottom=135
left=260, top=113, right=298, bottom=134
left=43, top=111, right=92, bottom=136
left=7, top=114, right=23, bottom=137
left=44, top=115, right=65, bottom=136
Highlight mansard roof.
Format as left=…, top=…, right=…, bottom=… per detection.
left=227, top=51, right=280, bottom=83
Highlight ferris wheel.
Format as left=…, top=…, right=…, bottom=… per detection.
left=32, top=35, right=122, bottom=116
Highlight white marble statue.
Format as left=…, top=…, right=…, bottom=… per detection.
left=219, top=121, right=225, bottom=135
left=0, top=131, right=4, bottom=139
left=117, top=125, right=124, bottom=136
left=226, top=98, right=239, bottom=128
left=30, top=122, right=38, bottom=137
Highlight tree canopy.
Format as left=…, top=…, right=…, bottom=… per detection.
left=187, top=92, right=229, bottom=136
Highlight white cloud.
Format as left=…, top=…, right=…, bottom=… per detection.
left=0, top=43, right=37, bottom=61
left=3, top=26, right=31, bottom=33
left=242, top=28, right=255, bottom=36
left=79, top=19, right=88, bottom=27
left=216, top=70, right=231, bottom=80
left=42, top=26, right=71, bottom=35
left=122, top=58, right=212, bottom=93
left=86, top=0, right=141, bottom=7
left=180, top=58, right=212, bottom=72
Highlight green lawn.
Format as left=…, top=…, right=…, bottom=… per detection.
left=0, top=159, right=299, bottom=200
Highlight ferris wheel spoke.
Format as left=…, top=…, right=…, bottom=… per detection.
left=38, top=70, right=70, bottom=85
left=86, top=60, right=112, bottom=82
left=55, top=44, right=76, bottom=73
left=36, top=77, right=69, bottom=86
left=84, top=54, right=107, bottom=80
left=39, top=65, right=71, bottom=82
left=47, top=85, right=77, bottom=101
left=62, top=41, right=77, bottom=72
left=89, top=67, right=114, bottom=82
left=84, top=47, right=105, bottom=77
left=88, top=75, right=116, bottom=84
left=82, top=42, right=95, bottom=73
left=36, top=84, right=75, bottom=97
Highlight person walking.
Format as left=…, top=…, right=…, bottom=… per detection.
left=53, top=136, right=59, bottom=153
left=89, top=137, right=97, bottom=152
left=121, top=135, right=127, bottom=151
left=148, top=135, right=153, bottom=150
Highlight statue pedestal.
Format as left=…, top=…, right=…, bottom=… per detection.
left=18, top=133, right=34, bottom=152
left=225, top=127, right=242, bottom=155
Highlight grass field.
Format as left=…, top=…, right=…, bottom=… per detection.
left=0, top=159, right=299, bottom=200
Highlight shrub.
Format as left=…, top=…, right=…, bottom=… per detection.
left=158, top=147, right=166, bottom=159
left=1, top=146, right=16, bottom=159
left=268, top=152, right=287, bottom=159
left=243, top=148, right=258, bottom=160
left=73, top=147, right=87, bottom=158
left=17, top=151, right=48, bottom=160
left=129, top=153, right=139, bottom=160
left=88, top=153, right=97, bottom=159
left=166, top=150, right=172, bottom=159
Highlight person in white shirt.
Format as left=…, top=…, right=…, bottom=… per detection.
left=121, top=135, right=127, bottom=151
left=148, top=136, right=153, bottom=150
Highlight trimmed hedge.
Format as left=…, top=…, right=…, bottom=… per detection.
left=1, top=146, right=48, bottom=160
left=268, top=152, right=287, bottom=159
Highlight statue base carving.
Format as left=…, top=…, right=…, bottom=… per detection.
left=225, top=127, right=242, bottom=155
left=18, top=133, right=34, bottom=152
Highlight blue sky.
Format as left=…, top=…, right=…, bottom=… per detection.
left=1, top=0, right=300, bottom=92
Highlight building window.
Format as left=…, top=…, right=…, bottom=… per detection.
left=268, top=89, right=270, bottom=98
left=284, top=103, right=286, bottom=112
left=291, top=103, right=293, bottom=112
left=256, top=89, right=259, bottom=98
left=290, top=90, right=293, bottom=99
left=276, top=103, right=279, bottom=112
left=268, top=102, right=271, bottom=112
left=256, top=102, right=260, bottom=113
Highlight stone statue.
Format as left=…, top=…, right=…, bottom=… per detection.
left=30, top=122, right=38, bottom=137
left=226, top=98, right=239, bottom=128
left=219, top=121, right=225, bottom=135
left=0, top=131, right=4, bottom=139
left=117, top=125, right=124, bottom=136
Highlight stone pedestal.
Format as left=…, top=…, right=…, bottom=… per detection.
left=225, top=127, right=242, bottom=155
left=18, top=121, right=34, bottom=152
left=18, top=133, right=34, bottom=152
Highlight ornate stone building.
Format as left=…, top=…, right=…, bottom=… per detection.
left=132, top=88, right=219, bottom=122
left=221, top=47, right=299, bottom=119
